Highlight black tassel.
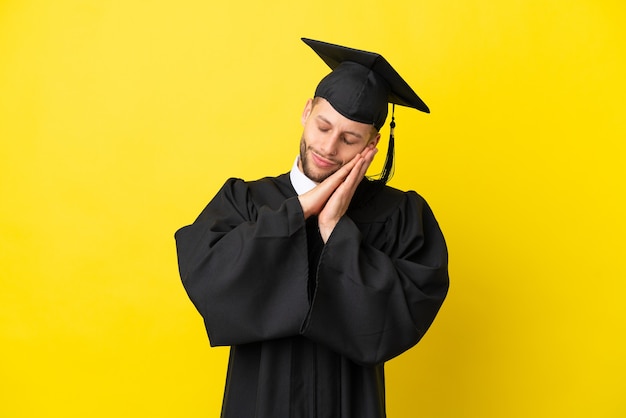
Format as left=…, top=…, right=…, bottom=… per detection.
left=378, top=104, right=396, bottom=184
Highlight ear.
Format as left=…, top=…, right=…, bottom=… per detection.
left=368, top=131, right=381, bottom=148
left=301, top=98, right=314, bottom=126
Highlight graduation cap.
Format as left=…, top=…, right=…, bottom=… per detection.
left=302, top=37, right=429, bottom=131
left=302, top=37, right=429, bottom=183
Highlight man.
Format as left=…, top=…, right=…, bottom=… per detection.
left=175, top=38, right=449, bottom=418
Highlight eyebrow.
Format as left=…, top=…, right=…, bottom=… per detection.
left=316, top=115, right=364, bottom=139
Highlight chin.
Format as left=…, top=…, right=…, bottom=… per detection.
left=304, top=167, right=330, bottom=183
left=302, top=160, right=335, bottom=183
left=300, top=138, right=339, bottom=182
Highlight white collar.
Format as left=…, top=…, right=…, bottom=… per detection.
left=289, top=156, right=317, bottom=195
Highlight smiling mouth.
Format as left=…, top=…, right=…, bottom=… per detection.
left=311, top=151, right=338, bottom=168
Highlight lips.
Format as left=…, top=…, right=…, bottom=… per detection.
left=311, top=151, right=338, bottom=169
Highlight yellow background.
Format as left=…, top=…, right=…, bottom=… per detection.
left=1, top=0, right=624, bottom=417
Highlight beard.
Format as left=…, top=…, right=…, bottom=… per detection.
left=299, top=135, right=343, bottom=183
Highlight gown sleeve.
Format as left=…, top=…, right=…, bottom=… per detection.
left=176, top=178, right=449, bottom=367
left=300, top=191, right=449, bottom=366
left=175, top=177, right=311, bottom=346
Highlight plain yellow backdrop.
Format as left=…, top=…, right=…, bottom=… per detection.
left=1, top=0, right=624, bottom=417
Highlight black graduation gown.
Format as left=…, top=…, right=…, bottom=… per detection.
left=175, top=173, right=449, bottom=418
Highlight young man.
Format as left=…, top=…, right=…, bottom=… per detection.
left=175, top=38, right=449, bottom=418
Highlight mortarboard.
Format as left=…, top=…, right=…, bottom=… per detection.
left=302, top=37, right=429, bottom=183
left=302, top=37, right=429, bottom=131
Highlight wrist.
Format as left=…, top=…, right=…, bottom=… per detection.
left=297, top=195, right=314, bottom=219
left=318, top=219, right=338, bottom=243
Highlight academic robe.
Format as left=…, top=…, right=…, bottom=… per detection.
left=175, top=173, right=449, bottom=418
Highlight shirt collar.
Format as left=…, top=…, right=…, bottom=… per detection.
left=289, top=156, right=317, bottom=195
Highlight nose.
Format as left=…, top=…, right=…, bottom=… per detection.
left=319, top=133, right=340, bottom=157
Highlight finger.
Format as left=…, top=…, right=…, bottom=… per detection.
left=347, top=148, right=376, bottom=182
left=362, top=147, right=378, bottom=166
left=301, top=153, right=364, bottom=213
left=338, top=158, right=367, bottom=194
left=334, top=153, right=362, bottom=178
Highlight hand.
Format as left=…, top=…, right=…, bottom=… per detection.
left=318, top=147, right=377, bottom=242
left=297, top=147, right=377, bottom=242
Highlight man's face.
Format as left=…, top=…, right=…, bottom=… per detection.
left=299, top=98, right=380, bottom=183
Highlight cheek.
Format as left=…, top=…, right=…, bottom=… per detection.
left=303, top=124, right=318, bottom=143
left=302, top=128, right=325, bottom=152
left=329, top=145, right=356, bottom=166
left=340, top=140, right=371, bottom=160
left=299, top=137, right=305, bottom=152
